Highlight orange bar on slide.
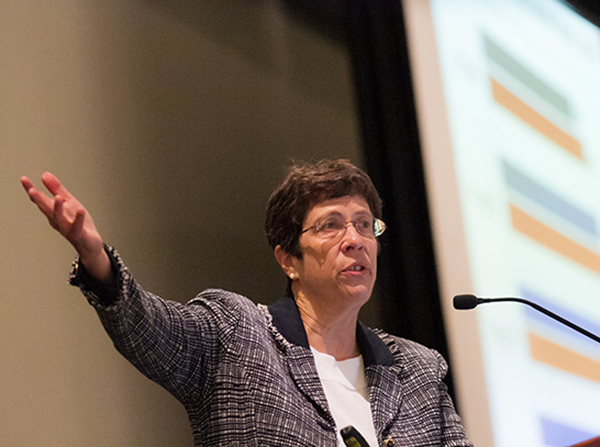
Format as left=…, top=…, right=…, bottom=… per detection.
left=510, top=204, right=600, bottom=276
left=529, top=332, right=600, bottom=384
left=491, top=78, right=583, bottom=160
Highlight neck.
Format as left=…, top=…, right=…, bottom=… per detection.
left=294, top=290, right=361, bottom=360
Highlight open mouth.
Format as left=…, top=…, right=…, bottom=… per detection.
left=344, top=264, right=366, bottom=272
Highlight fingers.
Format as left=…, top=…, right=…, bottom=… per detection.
left=20, top=176, right=33, bottom=191
left=21, top=176, right=38, bottom=198
left=21, top=175, right=54, bottom=217
left=52, top=195, right=82, bottom=235
left=22, top=173, right=103, bottom=258
left=41, top=172, right=73, bottom=200
left=22, top=173, right=79, bottom=227
left=52, top=195, right=67, bottom=231
left=71, top=208, right=87, bottom=240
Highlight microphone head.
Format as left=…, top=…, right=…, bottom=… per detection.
left=453, top=294, right=479, bottom=310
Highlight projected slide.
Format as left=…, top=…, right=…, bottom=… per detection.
left=428, top=0, right=600, bottom=445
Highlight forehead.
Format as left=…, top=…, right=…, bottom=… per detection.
left=304, top=195, right=371, bottom=224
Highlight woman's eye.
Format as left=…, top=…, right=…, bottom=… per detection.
left=321, top=220, right=339, bottom=230
left=358, top=219, right=371, bottom=229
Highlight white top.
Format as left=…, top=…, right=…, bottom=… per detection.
left=311, top=347, right=378, bottom=447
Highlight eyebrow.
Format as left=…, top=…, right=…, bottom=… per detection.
left=315, top=209, right=373, bottom=223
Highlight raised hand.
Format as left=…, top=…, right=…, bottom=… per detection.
left=21, top=172, right=113, bottom=284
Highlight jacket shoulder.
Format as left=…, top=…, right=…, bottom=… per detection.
left=186, top=288, right=265, bottom=327
left=371, top=328, right=449, bottom=378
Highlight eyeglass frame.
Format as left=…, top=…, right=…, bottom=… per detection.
left=301, top=217, right=387, bottom=239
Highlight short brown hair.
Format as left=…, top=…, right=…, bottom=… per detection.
left=265, top=159, right=382, bottom=259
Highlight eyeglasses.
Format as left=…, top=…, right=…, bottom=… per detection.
left=301, top=216, right=387, bottom=239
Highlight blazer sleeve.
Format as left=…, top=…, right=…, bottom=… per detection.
left=434, top=350, right=474, bottom=447
left=68, top=244, right=241, bottom=405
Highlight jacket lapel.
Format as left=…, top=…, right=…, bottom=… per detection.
left=365, top=363, right=404, bottom=436
left=357, top=323, right=404, bottom=436
left=267, top=298, right=404, bottom=435
left=268, top=297, right=334, bottom=426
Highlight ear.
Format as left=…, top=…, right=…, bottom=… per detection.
left=274, top=245, right=300, bottom=280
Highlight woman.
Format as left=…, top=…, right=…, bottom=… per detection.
left=21, top=160, right=472, bottom=447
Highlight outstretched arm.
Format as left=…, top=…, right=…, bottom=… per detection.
left=21, top=172, right=113, bottom=285
left=21, top=173, right=220, bottom=401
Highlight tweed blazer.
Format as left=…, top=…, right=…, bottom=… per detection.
left=71, top=246, right=472, bottom=447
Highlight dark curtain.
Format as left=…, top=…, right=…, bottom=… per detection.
left=343, top=0, right=456, bottom=399
left=564, top=0, right=600, bottom=26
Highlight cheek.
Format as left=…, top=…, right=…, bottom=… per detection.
left=302, top=253, right=340, bottom=280
left=302, top=241, right=338, bottom=264
left=367, top=240, right=378, bottom=258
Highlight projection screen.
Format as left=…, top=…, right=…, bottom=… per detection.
left=404, top=0, right=600, bottom=445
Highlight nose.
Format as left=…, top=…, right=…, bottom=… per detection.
left=340, top=222, right=365, bottom=251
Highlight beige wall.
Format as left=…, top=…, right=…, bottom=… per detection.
left=1, top=1, right=362, bottom=445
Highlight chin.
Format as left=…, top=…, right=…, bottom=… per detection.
left=344, top=286, right=373, bottom=304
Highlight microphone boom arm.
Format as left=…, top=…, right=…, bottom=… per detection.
left=462, top=295, right=600, bottom=345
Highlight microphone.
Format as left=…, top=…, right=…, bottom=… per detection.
left=453, top=294, right=600, bottom=344
left=340, top=425, right=371, bottom=447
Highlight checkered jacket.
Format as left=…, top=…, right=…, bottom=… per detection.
left=70, top=246, right=472, bottom=447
